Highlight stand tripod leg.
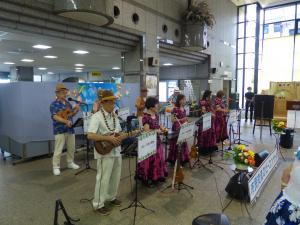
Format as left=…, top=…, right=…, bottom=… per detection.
left=222, top=198, right=233, bottom=212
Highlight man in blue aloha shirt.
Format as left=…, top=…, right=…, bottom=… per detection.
left=50, top=83, right=80, bottom=176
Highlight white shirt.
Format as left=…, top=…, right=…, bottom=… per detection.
left=88, top=109, right=122, bottom=158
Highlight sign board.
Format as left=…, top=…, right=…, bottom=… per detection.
left=177, top=122, right=195, bottom=143
left=83, top=112, right=93, bottom=134
left=287, top=110, right=300, bottom=129
left=138, top=131, right=157, bottom=163
left=248, top=149, right=279, bottom=203
left=184, top=105, right=190, bottom=116
left=202, top=112, right=212, bottom=131
left=118, top=107, right=130, bottom=121
left=90, top=71, right=102, bottom=77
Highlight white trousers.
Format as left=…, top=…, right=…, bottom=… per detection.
left=93, top=157, right=122, bottom=209
left=52, top=133, right=75, bottom=168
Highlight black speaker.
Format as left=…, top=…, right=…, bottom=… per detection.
left=254, top=95, right=275, bottom=119
left=280, top=128, right=294, bottom=149
left=211, top=68, right=217, bottom=74
left=225, top=173, right=249, bottom=201
left=192, top=214, right=231, bottom=225
left=254, top=150, right=269, bottom=167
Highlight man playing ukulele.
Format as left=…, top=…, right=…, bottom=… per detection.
left=50, top=83, right=80, bottom=176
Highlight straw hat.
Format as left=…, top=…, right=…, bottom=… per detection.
left=174, top=87, right=180, bottom=93
left=55, top=83, right=68, bottom=92
left=141, top=87, right=148, bottom=92
left=98, top=89, right=118, bottom=102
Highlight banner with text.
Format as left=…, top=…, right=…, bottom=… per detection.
left=202, top=112, right=212, bottom=131
left=118, top=107, right=130, bottom=121
left=248, top=149, right=279, bottom=203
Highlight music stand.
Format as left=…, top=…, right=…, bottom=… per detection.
left=162, top=141, right=194, bottom=197
left=120, top=133, right=155, bottom=225
left=233, top=109, right=250, bottom=145
left=75, top=113, right=96, bottom=176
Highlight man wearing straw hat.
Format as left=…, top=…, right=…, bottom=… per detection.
left=87, top=89, right=122, bottom=215
left=50, top=83, right=80, bottom=176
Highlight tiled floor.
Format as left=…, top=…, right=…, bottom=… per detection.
left=0, top=121, right=298, bottom=225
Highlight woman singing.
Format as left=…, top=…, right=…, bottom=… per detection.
left=167, top=94, right=190, bottom=165
left=214, top=90, right=229, bottom=143
left=197, top=90, right=218, bottom=155
left=137, top=97, right=168, bottom=187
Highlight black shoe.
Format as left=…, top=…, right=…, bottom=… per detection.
left=245, top=119, right=248, bottom=122
left=96, top=206, right=111, bottom=216
left=110, top=199, right=122, bottom=207
left=250, top=119, right=253, bottom=123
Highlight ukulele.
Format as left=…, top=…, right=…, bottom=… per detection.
left=189, top=130, right=198, bottom=159
left=57, top=108, right=73, bottom=120
left=172, top=142, right=185, bottom=189
left=94, top=129, right=141, bottom=155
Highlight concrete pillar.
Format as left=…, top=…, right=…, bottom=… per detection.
left=10, top=66, right=34, bottom=81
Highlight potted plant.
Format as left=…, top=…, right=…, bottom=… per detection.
left=182, top=0, right=215, bottom=50
left=272, top=119, right=286, bottom=133
left=225, top=144, right=256, bottom=170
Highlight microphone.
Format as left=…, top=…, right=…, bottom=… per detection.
left=68, top=97, right=87, bottom=105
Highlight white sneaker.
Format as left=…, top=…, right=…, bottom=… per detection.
left=53, top=168, right=61, bottom=176
left=67, top=162, right=80, bottom=170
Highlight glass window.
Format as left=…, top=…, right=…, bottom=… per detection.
left=264, top=21, right=295, bottom=39
left=238, top=54, right=244, bottom=68
left=245, top=53, right=255, bottom=68
left=297, top=4, right=300, bottom=18
left=246, top=21, right=256, bottom=37
left=264, top=24, right=269, bottom=34
left=34, top=75, right=41, bottom=82
left=265, top=5, right=296, bottom=23
left=245, top=37, right=256, bottom=53
left=293, top=36, right=300, bottom=81
left=247, top=4, right=257, bottom=21
left=237, top=69, right=244, bottom=107
left=238, top=38, right=244, bottom=53
left=238, top=23, right=245, bottom=38
left=159, top=82, right=167, bottom=102
left=244, top=69, right=254, bottom=95
left=239, top=6, right=245, bottom=22
left=297, top=20, right=300, bottom=34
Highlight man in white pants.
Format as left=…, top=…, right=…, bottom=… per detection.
left=50, top=83, right=80, bottom=176
left=87, top=90, right=122, bottom=215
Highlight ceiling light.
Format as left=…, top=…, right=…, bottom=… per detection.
left=47, top=72, right=54, bottom=75
left=75, top=70, right=82, bottom=73
left=112, top=67, right=120, bottom=70
left=73, top=50, right=89, bottom=55
left=38, top=67, right=47, bottom=70
left=21, top=59, right=34, bottom=62
left=32, top=44, right=52, bottom=50
left=4, top=62, right=15, bottom=65
left=163, top=63, right=173, bottom=66
left=75, top=64, right=85, bottom=67
left=75, top=67, right=83, bottom=70
left=44, top=55, right=58, bottom=59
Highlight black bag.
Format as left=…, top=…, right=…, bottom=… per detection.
left=225, top=172, right=249, bottom=201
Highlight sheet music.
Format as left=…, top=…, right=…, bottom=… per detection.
left=83, top=112, right=93, bottom=134
left=287, top=110, right=300, bottom=129
left=202, top=112, right=211, bottom=131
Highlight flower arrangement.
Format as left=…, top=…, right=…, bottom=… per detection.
left=183, top=0, right=215, bottom=28
left=229, top=144, right=256, bottom=169
left=272, top=119, right=286, bottom=133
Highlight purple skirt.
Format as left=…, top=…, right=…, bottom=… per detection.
left=215, top=116, right=228, bottom=142
left=137, top=141, right=167, bottom=182
left=167, top=139, right=189, bottom=164
left=197, top=125, right=218, bottom=155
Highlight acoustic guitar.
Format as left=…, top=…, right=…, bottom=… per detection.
left=94, top=130, right=141, bottom=155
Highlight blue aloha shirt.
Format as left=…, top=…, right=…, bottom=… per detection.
left=50, top=99, right=75, bottom=135
left=265, top=192, right=300, bottom=225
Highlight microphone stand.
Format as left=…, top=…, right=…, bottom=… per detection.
left=75, top=105, right=96, bottom=176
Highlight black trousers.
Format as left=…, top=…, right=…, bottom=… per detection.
left=245, top=101, right=254, bottom=120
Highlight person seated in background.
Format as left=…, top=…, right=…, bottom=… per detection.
left=167, top=94, right=190, bottom=165
left=264, top=150, right=300, bottom=225
left=137, top=97, right=168, bottom=187
left=214, top=90, right=229, bottom=143
left=168, top=87, right=181, bottom=105
left=197, top=90, right=218, bottom=155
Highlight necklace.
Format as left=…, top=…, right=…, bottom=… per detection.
left=100, top=108, right=116, bottom=132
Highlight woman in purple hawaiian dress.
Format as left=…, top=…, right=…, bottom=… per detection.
left=197, top=90, right=218, bottom=155
left=214, top=90, right=229, bottom=143
left=167, top=94, right=190, bottom=164
left=137, top=97, right=168, bottom=186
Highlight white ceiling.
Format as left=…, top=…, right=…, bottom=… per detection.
left=231, top=0, right=297, bottom=7
left=0, top=31, right=122, bottom=75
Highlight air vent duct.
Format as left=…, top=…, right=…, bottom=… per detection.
left=54, top=0, right=114, bottom=27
